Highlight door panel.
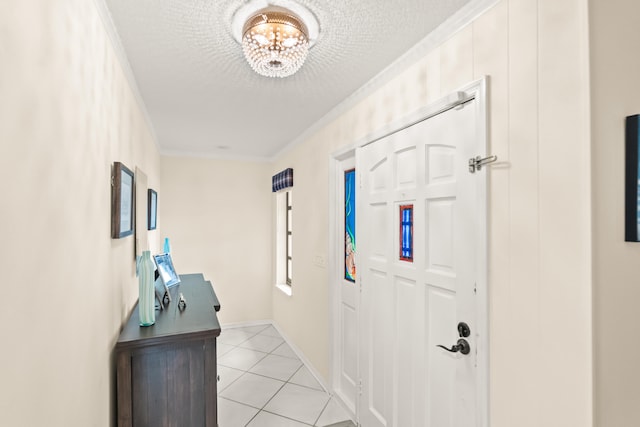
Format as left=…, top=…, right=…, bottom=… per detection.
left=394, top=276, right=422, bottom=427
left=426, top=145, right=456, bottom=184
left=363, top=268, right=390, bottom=426
left=426, top=287, right=457, bottom=426
left=427, top=197, right=455, bottom=273
left=369, top=203, right=389, bottom=261
left=341, top=302, right=357, bottom=384
left=358, top=98, right=482, bottom=427
left=395, top=146, right=418, bottom=189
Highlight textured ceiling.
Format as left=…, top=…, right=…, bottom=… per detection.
left=103, top=0, right=471, bottom=159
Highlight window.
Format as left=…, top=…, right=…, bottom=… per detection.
left=276, top=189, right=293, bottom=294
left=286, top=191, right=292, bottom=285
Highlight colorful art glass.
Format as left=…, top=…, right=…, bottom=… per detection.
left=345, top=169, right=356, bottom=282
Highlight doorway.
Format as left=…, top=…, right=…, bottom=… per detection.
left=330, top=79, right=489, bottom=427
left=329, top=150, right=359, bottom=420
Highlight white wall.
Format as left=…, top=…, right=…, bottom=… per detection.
left=271, top=0, right=593, bottom=426
left=0, top=1, right=160, bottom=425
left=160, top=156, right=273, bottom=324
left=590, top=0, right=640, bottom=425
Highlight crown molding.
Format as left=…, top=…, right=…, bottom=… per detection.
left=159, top=148, right=272, bottom=164
left=92, top=0, right=161, bottom=152
left=271, top=0, right=499, bottom=162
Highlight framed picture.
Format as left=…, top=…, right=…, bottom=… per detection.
left=153, top=253, right=181, bottom=287
left=111, top=162, right=135, bottom=238
left=148, top=189, right=157, bottom=230
left=625, top=114, right=640, bottom=241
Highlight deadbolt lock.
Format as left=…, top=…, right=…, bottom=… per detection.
left=457, top=322, right=470, bottom=338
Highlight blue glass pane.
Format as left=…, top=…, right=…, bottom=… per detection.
left=345, top=169, right=356, bottom=282
left=400, top=205, right=413, bottom=261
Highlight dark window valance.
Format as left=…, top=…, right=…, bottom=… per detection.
left=272, top=168, right=294, bottom=192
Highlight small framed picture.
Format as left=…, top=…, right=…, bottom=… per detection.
left=626, top=114, right=640, bottom=241
left=153, top=253, right=181, bottom=287
left=148, top=189, right=157, bottom=230
left=111, top=162, right=135, bottom=239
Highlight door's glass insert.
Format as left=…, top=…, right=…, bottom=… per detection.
left=345, top=168, right=356, bottom=282
left=399, top=204, right=413, bottom=262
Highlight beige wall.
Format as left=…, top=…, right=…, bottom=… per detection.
left=160, top=156, right=273, bottom=325
left=590, top=0, right=640, bottom=425
left=0, top=1, right=160, bottom=426
left=0, top=0, right=604, bottom=425
left=272, top=0, right=593, bottom=426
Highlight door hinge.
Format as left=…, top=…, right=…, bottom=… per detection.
left=358, top=277, right=362, bottom=293
left=358, top=378, right=363, bottom=395
left=468, top=155, right=498, bottom=173
left=358, top=172, right=363, bottom=189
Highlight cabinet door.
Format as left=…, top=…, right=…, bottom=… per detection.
left=131, top=341, right=209, bottom=426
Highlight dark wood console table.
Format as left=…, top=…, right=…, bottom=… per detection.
left=115, top=273, right=221, bottom=427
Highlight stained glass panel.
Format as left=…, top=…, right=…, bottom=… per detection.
left=345, top=169, right=356, bottom=282
left=400, top=205, right=413, bottom=262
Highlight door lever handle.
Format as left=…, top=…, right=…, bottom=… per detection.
left=436, top=338, right=471, bottom=355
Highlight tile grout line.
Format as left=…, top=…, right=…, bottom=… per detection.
left=217, top=328, right=272, bottom=398
left=221, top=365, right=326, bottom=394
left=219, top=325, right=291, bottom=425
left=313, top=397, right=333, bottom=427
left=219, top=325, right=341, bottom=426
left=245, top=374, right=289, bottom=426
left=217, top=368, right=246, bottom=393
left=255, top=367, right=329, bottom=425
left=259, top=409, right=316, bottom=426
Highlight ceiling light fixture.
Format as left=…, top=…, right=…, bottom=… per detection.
left=232, top=1, right=319, bottom=78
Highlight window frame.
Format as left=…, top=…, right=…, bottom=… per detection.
left=285, top=190, right=292, bottom=286
left=275, top=189, right=293, bottom=295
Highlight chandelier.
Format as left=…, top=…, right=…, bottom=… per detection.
left=232, top=2, right=319, bottom=78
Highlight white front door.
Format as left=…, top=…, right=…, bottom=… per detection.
left=357, top=93, right=487, bottom=427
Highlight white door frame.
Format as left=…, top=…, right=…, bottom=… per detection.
left=329, top=145, right=358, bottom=419
left=329, top=77, right=489, bottom=427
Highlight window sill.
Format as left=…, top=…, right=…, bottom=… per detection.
left=275, top=283, right=292, bottom=297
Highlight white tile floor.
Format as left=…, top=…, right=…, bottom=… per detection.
left=217, top=324, right=353, bottom=427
